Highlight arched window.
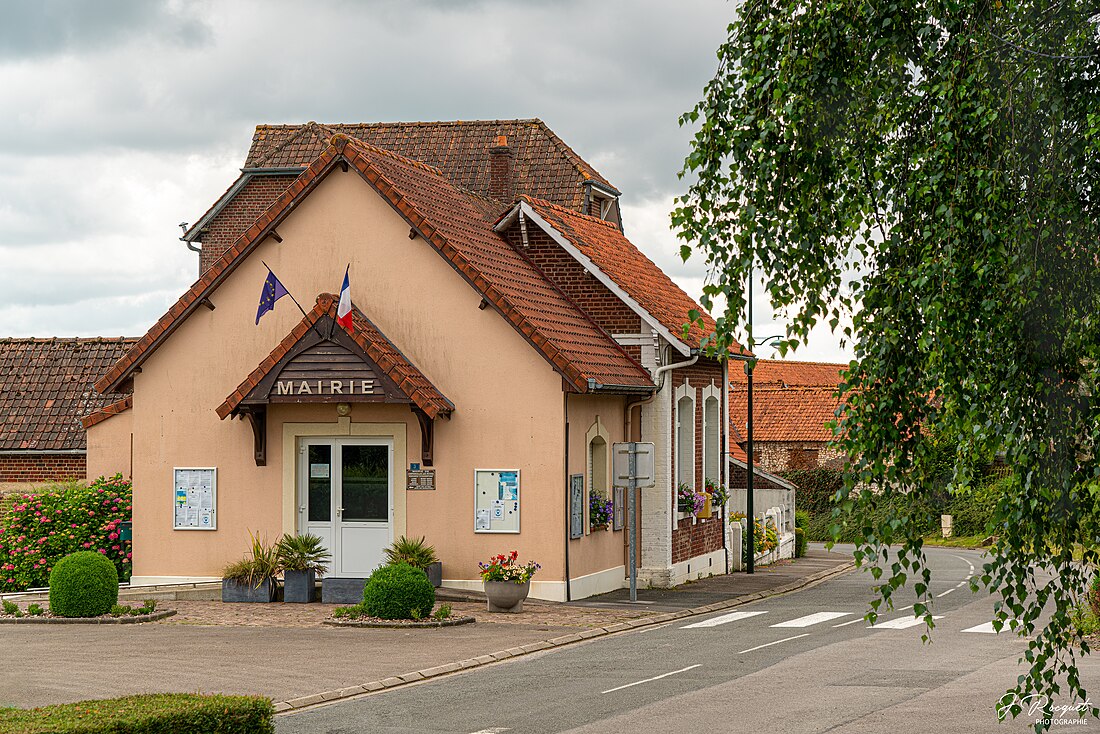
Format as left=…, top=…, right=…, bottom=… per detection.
left=702, top=384, right=721, bottom=486
left=586, top=419, right=610, bottom=533
left=675, top=383, right=696, bottom=491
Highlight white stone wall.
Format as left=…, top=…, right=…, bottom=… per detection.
left=638, top=372, right=673, bottom=587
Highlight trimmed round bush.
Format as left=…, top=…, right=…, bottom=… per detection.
left=362, top=563, right=435, bottom=620
left=49, top=551, right=119, bottom=618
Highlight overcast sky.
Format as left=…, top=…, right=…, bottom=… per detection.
left=0, top=0, right=851, bottom=362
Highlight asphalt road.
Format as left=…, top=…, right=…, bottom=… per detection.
left=278, top=546, right=1099, bottom=733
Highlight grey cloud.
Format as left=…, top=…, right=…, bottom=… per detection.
left=0, top=1, right=211, bottom=59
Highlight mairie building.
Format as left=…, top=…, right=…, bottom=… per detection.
left=82, top=119, right=794, bottom=600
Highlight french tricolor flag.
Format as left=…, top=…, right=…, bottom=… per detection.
left=336, top=265, right=353, bottom=332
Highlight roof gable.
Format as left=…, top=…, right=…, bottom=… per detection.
left=97, top=134, right=653, bottom=397
left=218, top=294, right=454, bottom=420
left=502, top=197, right=739, bottom=356
left=0, top=338, right=135, bottom=451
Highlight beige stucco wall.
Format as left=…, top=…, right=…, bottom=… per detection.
left=85, top=410, right=133, bottom=481
left=123, top=169, right=570, bottom=588
left=565, top=394, right=628, bottom=584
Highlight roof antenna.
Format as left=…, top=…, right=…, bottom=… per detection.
left=178, top=222, right=189, bottom=234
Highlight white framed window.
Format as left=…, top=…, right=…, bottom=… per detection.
left=702, top=384, right=721, bottom=487
left=674, top=382, right=696, bottom=492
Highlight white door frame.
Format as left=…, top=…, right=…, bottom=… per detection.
left=298, top=436, right=394, bottom=577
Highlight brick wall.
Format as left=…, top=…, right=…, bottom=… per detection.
left=197, top=174, right=298, bottom=274
left=504, top=226, right=641, bottom=334
left=672, top=514, right=724, bottom=564
left=0, top=454, right=86, bottom=483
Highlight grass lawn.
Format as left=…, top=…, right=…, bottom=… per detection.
left=921, top=534, right=989, bottom=549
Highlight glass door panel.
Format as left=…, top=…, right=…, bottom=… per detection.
left=307, top=444, right=332, bottom=522
left=340, top=444, right=389, bottom=521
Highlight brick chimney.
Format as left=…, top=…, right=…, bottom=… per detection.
left=489, top=134, right=514, bottom=202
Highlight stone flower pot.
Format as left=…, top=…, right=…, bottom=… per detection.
left=283, top=569, right=316, bottom=603
left=484, top=579, right=531, bottom=613
left=222, top=577, right=276, bottom=603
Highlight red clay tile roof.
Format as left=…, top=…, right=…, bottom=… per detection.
left=0, top=338, right=135, bottom=451
left=245, top=119, right=616, bottom=210
left=518, top=197, right=742, bottom=353
left=97, top=135, right=653, bottom=396
left=81, top=395, right=132, bottom=429
left=729, top=359, right=847, bottom=389
left=728, top=387, right=843, bottom=444
left=217, top=294, right=454, bottom=420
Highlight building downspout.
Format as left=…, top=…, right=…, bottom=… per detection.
left=563, top=392, right=571, bottom=602
left=722, top=355, right=730, bottom=573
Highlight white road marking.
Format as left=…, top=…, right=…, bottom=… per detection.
left=601, top=664, right=701, bottom=694
left=962, top=622, right=999, bottom=634
left=771, top=611, right=851, bottom=628
left=681, top=610, right=768, bottom=629
left=936, top=588, right=955, bottom=598
left=469, top=729, right=510, bottom=733
left=737, top=634, right=811, bottom=654
left=869, top=615, right=944, bottom=630
left=832, top=617, right=865, bottom=628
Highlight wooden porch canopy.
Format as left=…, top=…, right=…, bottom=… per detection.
left=217, top=293, right=453, bottom=466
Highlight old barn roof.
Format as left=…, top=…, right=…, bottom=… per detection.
left=728, top=386, right=843, bottom=444
left=0, top=338, right=135, bottom=451
left=98, top=134, right=653, bottom=396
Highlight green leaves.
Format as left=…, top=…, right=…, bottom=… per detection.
left=677, top=1, right=1100, bottom=729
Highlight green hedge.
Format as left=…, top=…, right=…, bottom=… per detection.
left=362, top=563, right=435, bottom=620
left=0, top=693, right=273, bottom=734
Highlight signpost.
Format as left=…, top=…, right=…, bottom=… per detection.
left=613, top=442, right=655, bottom=602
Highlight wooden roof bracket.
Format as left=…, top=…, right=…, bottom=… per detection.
left=413, top=407, right=434, bottom=467
left=241, top=406, right=267, bottom=466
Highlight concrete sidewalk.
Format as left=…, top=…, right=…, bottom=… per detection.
left=0, top=548, right=853, bottom=713
left=572, top=546, right=854, bottom=612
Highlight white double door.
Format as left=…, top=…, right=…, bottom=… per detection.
left=298, top=437, right=393, bottom=577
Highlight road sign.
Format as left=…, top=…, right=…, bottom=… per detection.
left=612, top=442, right=654, bottom=488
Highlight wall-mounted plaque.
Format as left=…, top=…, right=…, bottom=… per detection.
left=407, top=468, right=435, bottom=491
left=570, top=474, right=584, bottom=539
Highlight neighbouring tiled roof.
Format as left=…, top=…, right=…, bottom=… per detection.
left=0, top=338, right=136, bottom=451
left=245, top=119, right=616, bottom=210
left=81, top=395, right=132, bottom=429
left=729, top=359, right=847, bottom=389
left=520, top=197, right=741, bottom=353
left=729, top=387, right=843, bottom=444
left=97, top=134, right=653, bottom=396
left=217, top=294, right=455, bottom=420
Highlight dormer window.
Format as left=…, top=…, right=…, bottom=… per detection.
left=583, top=181, right=623, bottom=229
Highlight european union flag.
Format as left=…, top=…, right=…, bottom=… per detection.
left=255, top=269, right=290, bottom=325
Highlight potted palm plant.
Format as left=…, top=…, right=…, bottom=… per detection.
left=383, top=535, right=442, bottom=587
left=222, top=531, right=279, bottom=603
left=276, top=533, right=331, bottom=603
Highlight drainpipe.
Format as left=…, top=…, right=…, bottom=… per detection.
left=563, top=393, right=571, bottom=601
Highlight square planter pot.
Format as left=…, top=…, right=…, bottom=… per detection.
left=283, top=569, right=316, bottom=603
left=222, top=578, right=276, bottom=603
left=425, top=561, right=442, bottom=588
left=697, top=493, right=713, bottom=519
left=321, top=577, right=368, bottom=604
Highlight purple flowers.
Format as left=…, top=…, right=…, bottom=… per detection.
left=588, top=492, right=613, bottom=529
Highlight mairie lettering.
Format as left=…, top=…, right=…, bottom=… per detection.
left=275, top=379, right=376, bottom=396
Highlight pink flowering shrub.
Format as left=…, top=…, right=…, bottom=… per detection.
left=0, top=474, right=132, bottom=592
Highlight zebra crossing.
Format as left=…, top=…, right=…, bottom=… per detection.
left=680, top=607, right=1006, bottom=636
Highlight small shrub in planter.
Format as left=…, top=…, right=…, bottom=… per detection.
left=49, top=550, right=119, bottom=617
left=276, top=533, right=331, bottom=603
left=383, top=536, right=441, bottom=586
left=795, top=527, right=807, bottom=557
left=222, top=532, right=279, bottom=603
left=362, top=563, right=435, bottom=620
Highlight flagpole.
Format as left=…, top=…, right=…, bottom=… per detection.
left=261, top=260, right=327, bottom=341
